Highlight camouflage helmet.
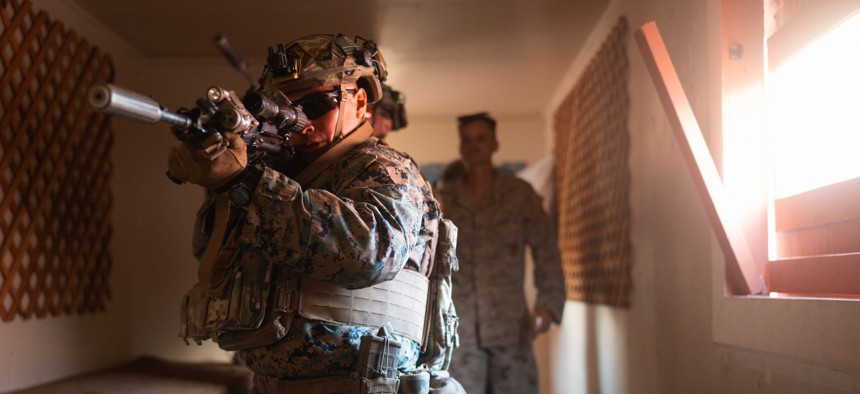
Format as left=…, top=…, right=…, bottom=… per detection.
left=261, top=33, right=388, bottom=103
left=370, top=84, right=408, bottom=131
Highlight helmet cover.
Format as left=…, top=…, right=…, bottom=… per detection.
left=261, top=33, right=388, bottom=103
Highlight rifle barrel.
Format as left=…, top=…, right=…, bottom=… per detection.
left=88, top=83, right=191, bottom=128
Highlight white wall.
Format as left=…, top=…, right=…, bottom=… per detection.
left=540, top=0, right=860, bottom=393
left=109, top=60, right=246, bottom=364
left=0, top=2, right=239, bottom=391
left=0, top=1, right=137, bottom=390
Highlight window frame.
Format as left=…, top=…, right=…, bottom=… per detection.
left=636, top=0, right=860, bottom=372
left=635, top=0, right=860, bottom=371
left=763, top=0, right=860, bottom=296
left=720, top=0, right=860, bottom=371
left=716, top=0, right=860, bottom=298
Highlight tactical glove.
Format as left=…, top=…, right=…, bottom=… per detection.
left=167, top=132, right=247, bottom=189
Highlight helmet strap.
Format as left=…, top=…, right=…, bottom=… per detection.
left=331, top=83, right=349, bottom=142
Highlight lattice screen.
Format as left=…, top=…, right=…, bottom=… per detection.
left=0, top=0, right=114, bottom=321
left=554, top=17, right=632, bottom=307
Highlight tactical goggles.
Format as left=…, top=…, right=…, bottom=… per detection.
left=294, top=88, right=357, bottom=120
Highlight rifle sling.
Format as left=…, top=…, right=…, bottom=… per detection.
left=198, top=194, right=233, bottom=282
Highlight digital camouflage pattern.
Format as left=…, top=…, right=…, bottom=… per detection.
left=191, top=123, right=440, bottom=379
left=437, top=171, right=565, bottom=393
left=262, top=34, right=387, bottom=103
left=451, top=341, right=538, bottom=394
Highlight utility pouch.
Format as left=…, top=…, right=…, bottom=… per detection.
left=180, top=248, right=277, bottom=345
left=221, top=250, right=272, bottom=330
left=398, top=372, right=430, bottom=394
left=210, top=250, right=272, bottom=330
left=178, top=280, right=212, bottom=344
left=357, top=327, right=401, bottom=394
left=214, top=267, right=298, bottom=351
left=417, top=218, right=460, bottom=371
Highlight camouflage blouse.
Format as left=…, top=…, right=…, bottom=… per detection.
left=192, top=123, right=440, bottom=379
left=438, top=171, right=565, bottom=348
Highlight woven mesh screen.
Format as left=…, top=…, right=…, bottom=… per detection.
left=0, top=0, right=114, bottom=321
left=553, top=17, right=631, bottom=307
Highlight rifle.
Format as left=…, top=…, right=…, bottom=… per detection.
left=87, top=82, right=307, bottom=162
left=87, top=33, right=305, bottom=162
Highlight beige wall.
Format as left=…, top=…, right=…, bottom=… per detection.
left=539, top=0, right=860, bottom=393
left=0, top=1, right=133, bottom=390
left=4, top=0, right=860, bottom=393
left=0, top=2, right=238, bottom=391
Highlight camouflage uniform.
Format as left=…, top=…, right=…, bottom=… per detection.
left=437, top=172, right=565, bottom=394
left=191, top=122, right=440, bottom=380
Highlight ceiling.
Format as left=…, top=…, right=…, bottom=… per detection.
left=70, top=0, right=609, bottom=119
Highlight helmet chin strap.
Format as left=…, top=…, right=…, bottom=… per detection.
left=331, top=84, right=350, bottom=143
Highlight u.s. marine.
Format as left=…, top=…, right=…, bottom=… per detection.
left=166, top=33, right=463, bottom=393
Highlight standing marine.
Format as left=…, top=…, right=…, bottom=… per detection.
left=166, top=33, right=463, bottom=394
left=437, top=112, right=566, bottom=394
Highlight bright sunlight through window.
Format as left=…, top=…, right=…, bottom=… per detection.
left=767, top=12, right=860, bottom=198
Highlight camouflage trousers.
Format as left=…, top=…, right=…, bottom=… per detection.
left=449, top=340, right=538, bottom=394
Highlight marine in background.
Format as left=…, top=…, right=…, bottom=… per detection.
left=437, top=112, right=566, bottom=394
left=367, top=84, right=407, bottom=139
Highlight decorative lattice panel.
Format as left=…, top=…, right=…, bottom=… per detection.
left=0, top=0, right=114, bottom=321
left=554, top=17, right=631, bottom=307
